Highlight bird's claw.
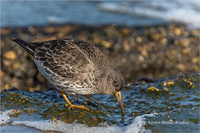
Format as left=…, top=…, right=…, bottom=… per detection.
left=66, top=104, right=89, bottom=111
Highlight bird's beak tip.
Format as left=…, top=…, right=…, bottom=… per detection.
left=115, top=91, right=124, bottom=116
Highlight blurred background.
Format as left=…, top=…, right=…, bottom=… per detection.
left=1, top=1, right=200, bottom=132
left=1, top=0, right=200, bottom=91
left=1, top=0, right=200, bottom=28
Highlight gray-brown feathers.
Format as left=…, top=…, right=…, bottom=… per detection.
left=12, top=38, right=125, bottom=95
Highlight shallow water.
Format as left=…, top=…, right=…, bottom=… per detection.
left=1, top=73, right=199, bottom=132
left=1, top=0, right=200, bottom=28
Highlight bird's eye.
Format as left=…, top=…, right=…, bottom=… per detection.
left=113, top=80, right=118, bottom=86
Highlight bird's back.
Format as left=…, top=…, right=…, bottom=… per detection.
left=12, top=38, right=109, bottom=94
left=12, top=39, right=107, bottom=65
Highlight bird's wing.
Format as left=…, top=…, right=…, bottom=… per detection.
left=73, top=39, right=108, bottom=66
left=13, top=39, right=95, bottom=78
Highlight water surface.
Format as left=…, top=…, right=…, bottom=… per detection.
left=1, top=73, right=199, bottom=132
left=2, top=0, right=200, bottom=28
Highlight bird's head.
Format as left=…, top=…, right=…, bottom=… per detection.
left=101, top=64, right=125, bottom=116
left=105, top=67, right=125, bottom=94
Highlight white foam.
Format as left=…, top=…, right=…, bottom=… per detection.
left=11, top=112, right=156, bottom=132
left=134, top=2, right=200, bottom=29
left=98, top=2, right=131, bottom=14
left=47, top=16, right=64, bottom=24
left=12, top=120, right=120, bottom=133
left=98, top=1, right=200, bottom=29
left=0, top=109, right=156, bottom=132
left=0, top=109, right=14, bottom=125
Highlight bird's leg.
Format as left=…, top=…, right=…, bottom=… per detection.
left=83, top=95, right=93, bottom=101
left=83, top=95, right=101, bottom=108
left=76, top=94, right=99, bottom=108
left=60, top=91, right=89, bottom=111
left=76, top=94, right=79, bottom=101
left=76, top=94, right=92, bottom=101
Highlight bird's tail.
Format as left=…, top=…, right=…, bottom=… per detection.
left=11, top=39, right=35, bottom=56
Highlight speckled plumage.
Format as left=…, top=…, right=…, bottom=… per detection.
left=12, top=39, right=125, bottom=96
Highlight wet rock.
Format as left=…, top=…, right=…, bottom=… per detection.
left=163, top=80, right=174, bottom=86
left=162, top=87, right=169, bottom=92
left=145, top=86, right=159, bottom=92
left=0, top=73, right=199, bottom=130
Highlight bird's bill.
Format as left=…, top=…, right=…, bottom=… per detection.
left=115, top=91, right=124, bottom=116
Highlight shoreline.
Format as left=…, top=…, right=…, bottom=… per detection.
left=1, top=21, right=171, bottom=29
left=1, top=23, right=199, bottom=91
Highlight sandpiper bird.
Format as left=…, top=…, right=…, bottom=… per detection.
left=12, top=38, right=125, bottom=116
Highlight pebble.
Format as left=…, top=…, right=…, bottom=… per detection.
left=12, top=61, right=20, bottom=69
left=1, top=28, right=10, bottom=35
left=3, top=51, right=16, bottom=60
left=1, top=23, right=199, bottom=91
left=192, top=57, right=199, bottom=64
left=101, top=40, right=112, bottom=48
left=176, top=64, right=185, bottom=71
left=181, top=48, right=190, bottom=55
left=163, top=80, right=174, bottom=86
left=146, top=86, right=159, bottom=92
left=174, top=28, right=181, bottom=36
left=179, top=39, right=190, bottom=47
left=4, top=84, right=10, bottom=89
left=0, top=70, right=5, bottom=77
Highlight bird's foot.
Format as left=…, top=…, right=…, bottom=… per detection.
left=66, top=104, right=90, bottom=111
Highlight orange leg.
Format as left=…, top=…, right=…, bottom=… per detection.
left=83, top=95, right=93, bottom=101
left=60, top=91, right=89, bottom=111
left=76, top=94, right=93, bottom=102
